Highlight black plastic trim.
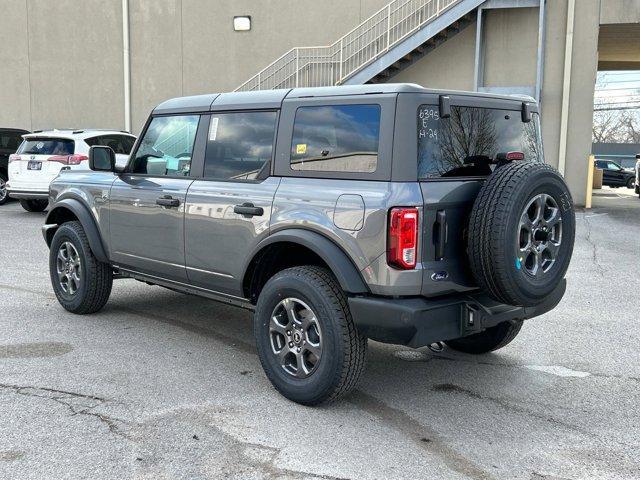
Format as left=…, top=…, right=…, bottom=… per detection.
left=348, top=279, right=566, bottom=348
left=45, top=199, right=109, bottom=263
left=244, top=228, right=369, bottom=294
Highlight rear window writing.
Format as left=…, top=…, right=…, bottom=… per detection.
left=18, top=138, right=75, bottom=156
left=417, top=105, right=541, bottom=179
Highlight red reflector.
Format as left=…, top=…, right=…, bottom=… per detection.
left=48, top=154, right=88, bottom=165
left=388, top=207, right=419, bottom=270
left=506, top=151, right=525, bottom=161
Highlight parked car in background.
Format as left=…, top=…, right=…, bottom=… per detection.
left=0, top=128, right=30, bottom=205
left=7, top=129, right=136, bottom=212
left=594, top=159, right=636, bottom=189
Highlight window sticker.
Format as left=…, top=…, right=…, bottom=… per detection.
left=296, top=143, right=307, bottom=155
left=209, top=117, right=219, bottom=141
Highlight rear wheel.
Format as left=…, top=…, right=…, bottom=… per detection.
left=0, top=173, right=8, bottom=205
left=20, top=199, right=48, bottom=212
left=445, top=320, right=523, bottom=354
left=49, top=221, right=113, bottom=314
left=254, top=266, right=367, bottom=405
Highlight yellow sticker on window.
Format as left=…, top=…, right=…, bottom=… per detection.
left=296, top=144, right=307, bottom=155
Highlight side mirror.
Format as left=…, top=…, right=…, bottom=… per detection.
left=89, top=146, right=116, bottom=172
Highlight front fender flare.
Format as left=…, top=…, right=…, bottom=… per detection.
left=45, top=199, right=109, bottom=263
left=244, top=228, right=369, bottom=294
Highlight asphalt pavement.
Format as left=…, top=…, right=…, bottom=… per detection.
left=0, top=192, right=639, bottom=480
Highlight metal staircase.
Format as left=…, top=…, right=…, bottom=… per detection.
left=235, top=0, right=484, bottom=91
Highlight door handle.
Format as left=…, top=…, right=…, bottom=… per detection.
left=234, top=202, right=264, bottom=217
left=156, top=195, right=180, bottom=207
left=434, top=210, right=448, bottom=261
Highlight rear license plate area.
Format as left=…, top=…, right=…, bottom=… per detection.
left=27, top=161, right=42, bottom=170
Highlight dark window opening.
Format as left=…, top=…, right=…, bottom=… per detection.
left=18, top=138, right=75, bottom=156
left=290, top=104, right=380, bottom=173
left=203, top=111, right=277, bottom=180
left=417, top=105, right=542, bottom=179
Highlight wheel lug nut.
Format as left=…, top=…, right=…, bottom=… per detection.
left=297, top=347, right=301, bottom=353
left=288, top=342, right=293, bottom=348
left=286, top=330, right=291, bottom=336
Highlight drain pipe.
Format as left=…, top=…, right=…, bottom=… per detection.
left=122, top=0, right=131, bottom=132
left=557, top=0, right=575, bottom=176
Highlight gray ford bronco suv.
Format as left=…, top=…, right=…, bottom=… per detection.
left=43, top=84, right=575, bottom=405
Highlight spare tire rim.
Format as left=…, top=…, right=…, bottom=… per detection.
left=269, top=298, right=322, bottom=378
left=517, top=193, right=562, bottom=277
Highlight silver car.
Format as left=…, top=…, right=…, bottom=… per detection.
left=42, top=84, right=575, bottom=405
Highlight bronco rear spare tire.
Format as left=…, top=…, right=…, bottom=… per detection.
left=467, top=162, right=575, bottom=307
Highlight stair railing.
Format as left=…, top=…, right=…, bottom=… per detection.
left=235, top=0, right=461, bottom=91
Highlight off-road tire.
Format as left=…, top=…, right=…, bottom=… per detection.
left=468, top=162, right=575, bottom=307
left=20, top=199, right=48, bottom=212
left=49, top=221, right=112, bottom=314
left=254, top=266, right=367, bottom=405
left=445, top=320, right=523, bottom=354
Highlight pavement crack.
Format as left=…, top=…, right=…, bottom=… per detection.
left=581, top=213, right=605, bottom=277
left=350, top=391, right=495, bottom=480
left=0, top=383, right=133, bottom=441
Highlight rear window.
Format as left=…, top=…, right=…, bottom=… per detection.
left=290, top=104, right=380, bottom=173
left=17, top=138, right=75, bottom=156
left=417, top=105, right=542, bottom=179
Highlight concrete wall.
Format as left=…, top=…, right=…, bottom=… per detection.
left=0, top=0, right=124, bottom=131
left=392, top=21, right=477, bottom=90
left=0, top=0, right=391, bottom=133
left=600, top=0, right=640, bottom=24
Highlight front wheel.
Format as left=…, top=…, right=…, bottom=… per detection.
left=445, top=320, right=523, bottom=354
left=49, top=221, right=113, bottom=314
left=626, top=178, right=635, bottom=189
left=254, top=266, right=367, bottom=405
left=20, top=199, right=48, bottom=212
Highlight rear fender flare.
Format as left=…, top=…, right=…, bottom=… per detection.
left=244, top=228, right=369, bottom=295
left=45, top=199, right=109, bottom=263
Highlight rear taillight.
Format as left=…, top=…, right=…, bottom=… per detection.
left=8, top=154, right=20, bottom=163
left=388, top=207, right=419, bottom=270
left=48, top=154, right=88, bottom=165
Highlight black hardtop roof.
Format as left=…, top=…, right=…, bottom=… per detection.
left=153, top=83, right=536, bottom=115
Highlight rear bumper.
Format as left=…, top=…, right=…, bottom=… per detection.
left=348, top=279, right=566, bottom=348
left=7, top=189, right=49, bottom=200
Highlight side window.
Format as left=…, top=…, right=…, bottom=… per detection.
left=203, top=111, right=277, bottom=180
left=87, top=135, right=136, bottom=155
left=0, top=132, right=23, bottom=152
left=131, top=115, right=200, bottom=176
left=417, top=105, right=542, bottom=179
left=290, top=104, right=380, bottom=173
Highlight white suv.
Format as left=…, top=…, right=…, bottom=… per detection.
left=7, top=129, right=136, bottom=212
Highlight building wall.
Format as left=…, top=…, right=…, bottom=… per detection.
left=0, top=0, right=124, bottom=131
left=0, top=0, right=391, bottom=132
